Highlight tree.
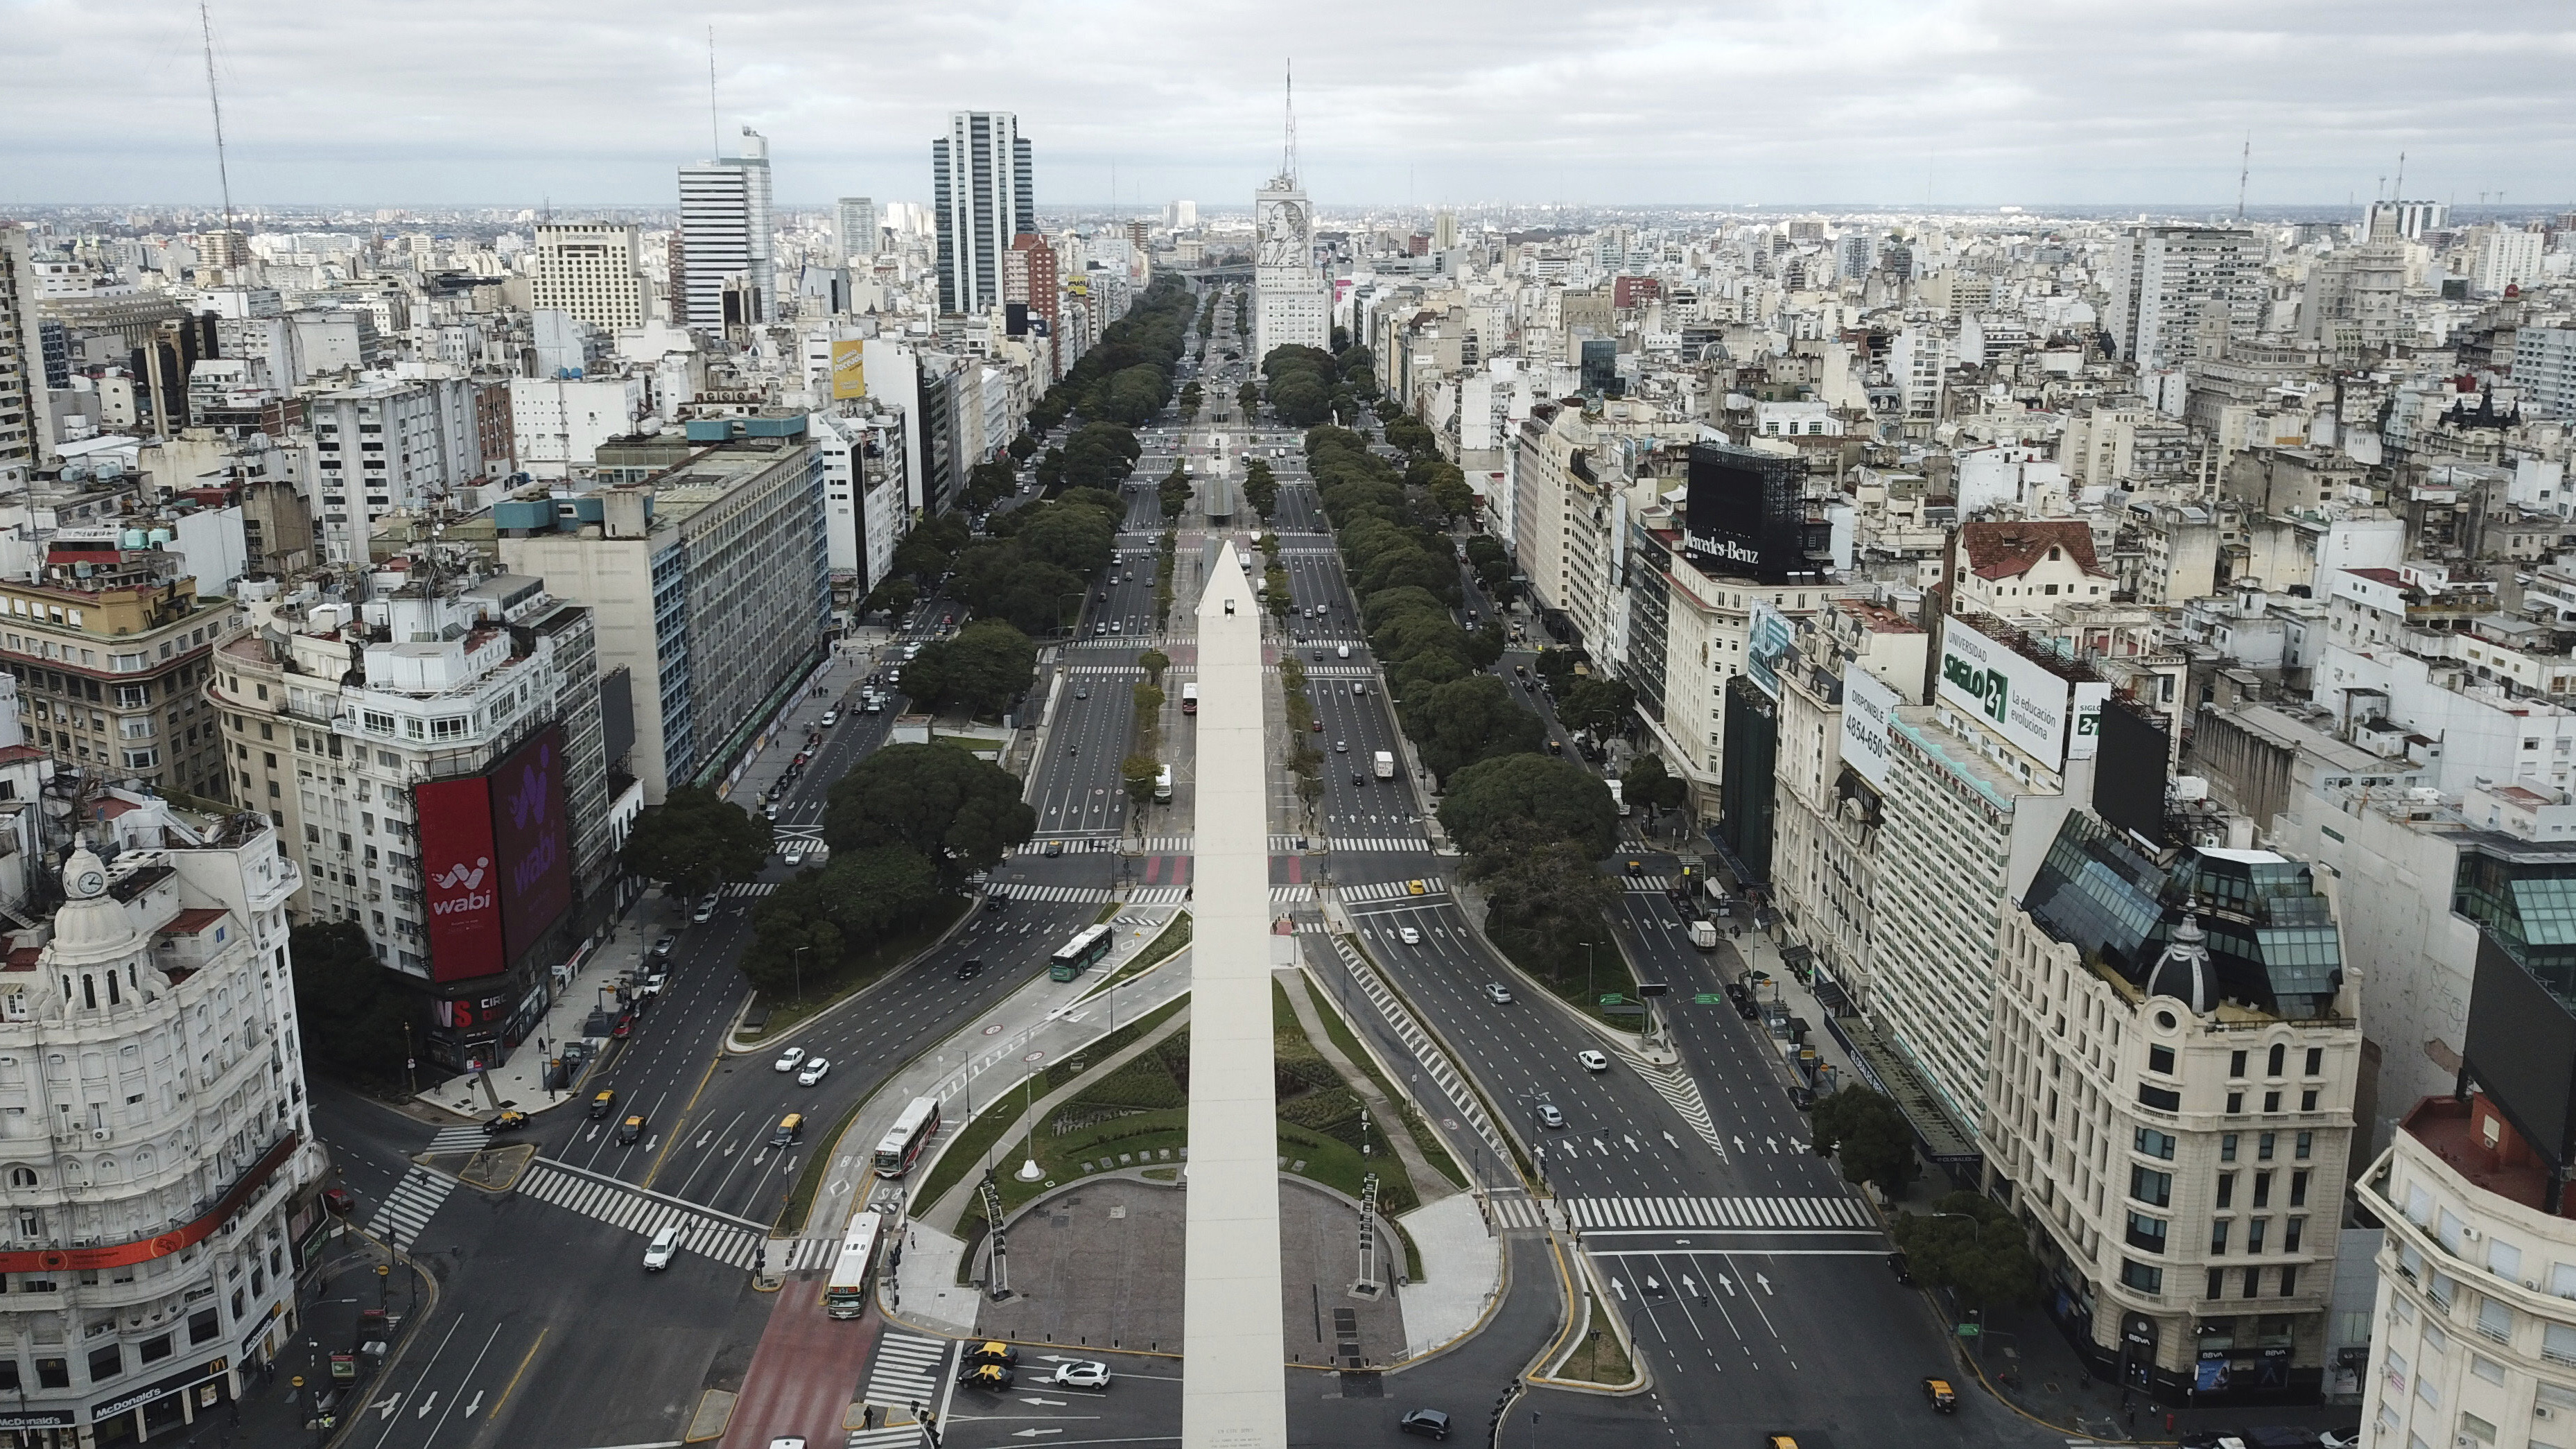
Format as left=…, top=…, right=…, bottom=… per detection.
left=1406, top=674, right=1548, bottom=781
left=288, top=921, right=412, bottom=1085
left=1241, top=461, right=1279, bottom=520
left=1558, top=677, right=1637, bottom=739
left=620, top=785, right=773, bottom=900
left=1428, top=468, right=1477, bottom=523
left=1014, top=501, right=1115, bottom=578
left=1533, top=647, right=1581, bottom=686
left=1890, top=1192, right=2043, bottom=1310
left=743, top=845, right=946, bottom=996
left=1121, top=754, right=1161, bottom=808
left=903, top=620, right=1035, bottom=718
left=1265, top=564, right=1292, bottom=620
left=1474, top=836, right=1621, bottom=990
left=1138, top=648, right=1171, bottom=685
left=824, top=743, right=1036, bottom=885
left=1812, top=1087, right=1924, bottom=1203
left=1438, top=753, right=1618, bottom=859
left=1009, top=432, right=1039, bottom=461
left=1621, top=753, right=1689, bottom=815
left=862, top=577, right=919, bottom=619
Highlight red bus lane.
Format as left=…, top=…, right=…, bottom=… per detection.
left=720, top=1284, right=879, bottom=1449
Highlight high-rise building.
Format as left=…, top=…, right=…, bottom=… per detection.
left=1985, top=813, right=2361, bottom=1404
left=531, top=222, right=646, bottom=333
left=306, top=374, right=482, bottom=562
left=2364, top=198, right=2446, bottom=241
left=498, top=423, right=828, bottom=801
left=677, top=128, right=776, bottom=329
left=835, top=197, right=878, bottom=265
left=2515, top=327, right=2576, bottom=421
left=1004, top=234, right=1060, bottom=358
left=2105, top=225, right=2264, bottom=372
left=0, top=807, right=327, bottom=1428
left=1253, top=173, right=1328, bottom=364
left=0, top=225, right=37, bottom=488
left=931, top=112, right=1034, bottom=316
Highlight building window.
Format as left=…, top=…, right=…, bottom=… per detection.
left=2138, top=1083, right=2180, bottom=1111
left=2130, top=1166, right=2173, bottom=1207
left=2294, top=1131, right=2313, bottom=1160
left=2134, top=1128, right=2176, bottom=1160
left=2217, top=1172, right=2236, bottom=1208
left=2220, top=1133, right=2238, bottom=1162
left=2300, top=1090, right=2318, bottom=1111
left=2229, top=1050, right=2247, bottom=1077
left=2210, top=1220, right=2231, bottom=1255
left=2278, top=1265, right=2298, bottom=1296
left=2477, top=1296, right=2512, bottom=1342
left=2126, top=1213, right=2169, bottom=1253
left=86, top=1343, right=119, bottom=1382
left=2304, top=1048, right=2324, bottom=1075
left=2257, top=1132, right=2276, bottom=1161
left=2121, top=1259, right=2163, bottom=1294
left=2254, top=1172, right=2273, bottom=1208
left=2148, top=1044, right=2176, bottom=1075
left=2208, top=1268, right=2228, bottom=1300
left=2227, top=1091, right=2245, bottom=1113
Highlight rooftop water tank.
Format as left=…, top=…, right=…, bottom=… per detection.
left=147, top=529, right=173, bottom=548
left=121, top=529, right=148, bottom=550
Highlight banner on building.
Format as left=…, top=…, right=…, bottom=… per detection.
left=830, top=339, right=867, bottom=400
left=1745, top=601, right=1791, bottom=700
left=491, top=724, right=572, bottom=964
left=415, top=775, right=503, bottom=983
left=1937, top=616, right=2074, bottom=770
left=2069, top=681, right=2112, bottom=761
left=1840, top=666, right=1899, bottom=789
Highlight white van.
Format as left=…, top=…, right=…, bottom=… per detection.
left=643, top=1224, right=681, bottom=1271
left=1337, top=644, right=1351, bottom=659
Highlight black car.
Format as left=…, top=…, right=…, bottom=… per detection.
left=1398, top=1409, right=1452, bottom=1441
left=958, top=957, right=985, bottom=980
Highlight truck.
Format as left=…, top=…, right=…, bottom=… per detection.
left=1606, top=778, right=1629, bottom=815
left=1372, top=750, right=1395, bottom=780
left=1689, top=919, right=1719, bottom=951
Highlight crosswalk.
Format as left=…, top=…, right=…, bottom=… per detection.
left=721, top=881, right=779, bottom=899
left=1630, top=1061, right=1727, bottom=1154
left=1330, top=836, right=1433, bottom=854
left=1131, top=835, right=1194, bottom=852
left=1487, top=1193, right=1548, bottom=1230
left=516, top=1159, right=772, bottom=1269
left=366, top=1128, right=483, bottom=1249
left=1621, top=875, right=1679, bottom=893
left=862, top=1330, right=953, bottom=1412
left=1340, top=877, right=1445, bottom=903
left=1129, top=886, right=1188, bottom=905
left=776, top=1236, right=839, bottom=1272
left=996, top=883, right=1115, bottom=905
left=1562, top=1195, right=1879, bottom=1231
left=848, top=1428, right=930, bottom=1449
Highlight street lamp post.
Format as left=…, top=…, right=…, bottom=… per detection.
left=1584, top=942, right=1596, bottom=1003
left=792, top=946, right=809, bottom=1007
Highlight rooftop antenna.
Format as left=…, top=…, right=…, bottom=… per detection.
left=2235, top=135, right=2249, bottom=221
left=707, top=26, right=720, bottom=157
left=2393, top=150, right=2406, bottom=199
left=1282, top=58, right=1297, bottom=184
left=198, top=0, right=235, bottom=232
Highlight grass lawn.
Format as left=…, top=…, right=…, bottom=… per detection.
left=1298, top=973, right=1468, bottom=1191
left=916, top=996, right=1190, bottom=1214
left=1485, top=924, right=1646, bottom=1034
left=741, top=894, right=970, bottom=1039
left=1555, top=1287, right=1635, bottom=1385
left=1077, top=912, right=1191, bottom=1002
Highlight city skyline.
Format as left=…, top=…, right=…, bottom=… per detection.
left=6, top=0, right=2573, bottom=209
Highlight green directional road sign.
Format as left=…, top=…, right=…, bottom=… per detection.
left=1956, top=1324, right=1981, bottom=1338
left=1599, top=994, right=1626, bottom=1006
left=1694, top=993, right=1724, bottom=1005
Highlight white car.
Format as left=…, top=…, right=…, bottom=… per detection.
left=797, top=1058, right=830, bottom=1087
left=1396, top=926, right=1422, bottom=945
left=643, top=1224, right=681, bottom=1271
left=1578, top=1050, right=1611, bottom=1073
left=1482, top=982, right=1514, bottom=1004
left=1052, top=1360, right=1113, bottom=1389
left=783, top=848, right=806, bottom=867
left=773, top=1047, right=806, bottom=1073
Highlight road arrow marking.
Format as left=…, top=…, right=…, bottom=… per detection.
left=1011, top=1430, right=1064, bottom=1439
left=1590, top=1137, right=1606, bottom=1154
left=1663, top=1131, right=1680, bottom=1151
left=415, top=1391, right=439, bottom=1419
left=643, top=1136, right=658, bottom=1154
left=1755, top=1273, right=1774, bottom=1295
left=1732, top=1135, right=1746, bottom=1153
left=1020, top=1396, right=1067, bottom=1405
left=1644, top=1275, right=1662, bottom=1294
left=1609, top=1277, right=1628, bottom=1301
left=1718, top=1274, right=1737, bottom=1296
left=1764, top=1135, right=1779, bottom=1152
left=694, top=1130, right=713, bottom=1148
left=372, top=1395, right=400, bottom=1421
left=1622, top=1134, right=1639, bottom=1153
left=462, top=1391, right=484, bottom=1418
left=1681, top=1275, right=1699, bottom=1297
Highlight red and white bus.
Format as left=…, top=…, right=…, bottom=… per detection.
left=872, top=1095, right=942, bottom=1177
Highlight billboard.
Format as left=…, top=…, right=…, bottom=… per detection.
left=1938, top=616, right=2074, bottom=770
left=1840, top=666, right=1899, bottom=789
left=2069, top=681, right=2112, bottom=761
left=1682, top=441, right=1806, bottom=581
left=2465, top=932, right=2576, bottom=1163
left=491, top=725, right=573, bottom=965
left=1745, top=602, right=1791, bottom=700
left=830, top=339, right=867, bottom=400
left=2092, top=700, right=2173, bottom=844
left=415, top=775, right=504, bottom=983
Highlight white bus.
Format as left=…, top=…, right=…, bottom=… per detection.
left=872, top=1095, right=943, bottom=1177
left=821, top=1205, right=889, bottom=1319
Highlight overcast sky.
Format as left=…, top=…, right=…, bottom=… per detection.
left=6, top=0, right=2572, bottom=213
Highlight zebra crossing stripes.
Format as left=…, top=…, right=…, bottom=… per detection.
left=848, top=1428, right=928, bottom=1449
left=1486, top=1194, right=1547, bottom=1230
left=428, top=1125, right=488, bottom=1152
left=1128, top=886, right=1188, bottom=905
left=1330, top=837, right=1433, bottom=854
left=1630, top=1061, right=1726, bottom=1154
left=720, top=881, right=779, bottom=899
left=366, top=1165, right=462, bottom=1250
left=1562, top=1195, right=1878, bottom=1231
left=1339, top=877, right=1445, bottom=904
left=516, top=1160, right=769, bottom=1269
left=995, top=883, right=1115, bottom=905
left=1621, top=875, right=1678, bottom=893
left=1131, top=835, right=1194, bottom=852
left=862, top=1330, right=952, bottom=1409
left=777, top=1237, right=838, bottom=1272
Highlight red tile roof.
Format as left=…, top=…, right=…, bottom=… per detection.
left=162, top=908, right=230, bottom=936
left=1959, top=521, right=2104, bottom=581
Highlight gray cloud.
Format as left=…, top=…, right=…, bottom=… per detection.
left=3, top=0, right=2570, bottom=209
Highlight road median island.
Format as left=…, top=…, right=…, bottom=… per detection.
left=726, top=892, right=971, bottom=1048
left=1077, top=910, right=1191, bottom=1002
left=1530, top=1237, right=1651, bottom=1395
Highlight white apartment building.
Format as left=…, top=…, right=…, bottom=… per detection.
left=1253, top=175, right=1329, bottom=365
left=0, top=226, right=40, bottom=488
left=2106, top=226, right=2265, bottom=372
left=808, top=408, right=907, bottom=595
left=1987, top=813, right=2360, bottom=1403
left=531, top=223, right=646, bottom=334
left=2472, top=227, right=2545, bottom=297
left=2513, top=329, right=2576, bottom=423
left=833, top=198, right=878, bottom=265
left=0, top=813, right=324, bottom=1443
left=304, top=374, right=481, bottom=564
left=508, top=376, right=649, bottom=481
left=213, top=572, right=615, bottom=1012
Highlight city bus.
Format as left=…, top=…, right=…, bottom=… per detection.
left=1181, top=683, right=1198, bottom=715
left=1050, top=923, right=1116, bottom=982
left=872, top=1095, right=943, bottom=1177
left=821, top=1204, right=889, bottom=1319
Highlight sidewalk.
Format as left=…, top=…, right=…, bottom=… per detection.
left=795, top=923, right=1195, bottom=1249
left=207, top=1227, right=431, bottom=1449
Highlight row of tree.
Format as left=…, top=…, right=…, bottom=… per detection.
left=1262, top=343, right=1377, bottom=428
left=1027, top=275, right=1196, bottom=436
